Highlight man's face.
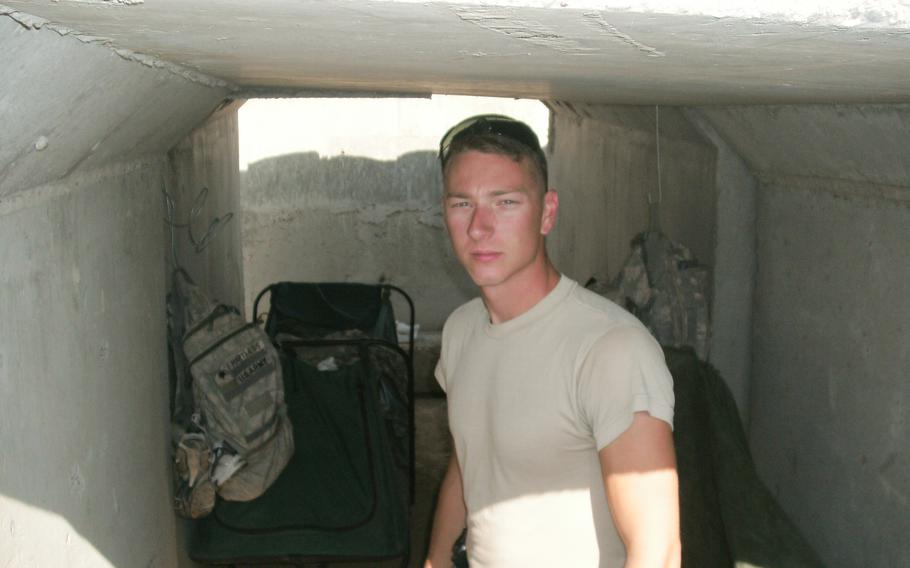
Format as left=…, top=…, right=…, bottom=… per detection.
left=442, top=150, right=557, bottom=291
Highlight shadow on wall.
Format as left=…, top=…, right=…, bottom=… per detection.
left=240, top=150, right=476, bottom=331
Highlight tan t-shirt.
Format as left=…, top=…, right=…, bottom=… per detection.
left=435, top=276, right=675, bottom=567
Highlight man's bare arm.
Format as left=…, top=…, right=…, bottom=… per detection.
left=599, top=411, right=681, bottom=568
left=424, top=451, right=467, bottom=568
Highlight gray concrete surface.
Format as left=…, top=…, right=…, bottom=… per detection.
left=750, top=179, right=910, bottom=568
left=685, top=108, right=757, bottom=428
left=698, top=104, right=910, bottom=188
left=240, top=150, right=474, bottom=331
left=547, top=102, right=717, bottom=288
left=167, top=101, right=246, bottom=310
left=4, top=2, right=910, bottom=565
left=408, top=398, right=453, bottom=566
left=0, top=158, right=180, bottom=567
left=698, top=104, right=910, bottom=568
left=0, top=14, right=230, bottom=567
left=0, top=14, right=227, bottom=201
left=6, top=1, right=910, bottom=105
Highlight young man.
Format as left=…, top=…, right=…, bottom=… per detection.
left=425, top=115, right=681, bottom=568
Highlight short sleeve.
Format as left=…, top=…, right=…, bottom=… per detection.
left=576, top=325, right=675, bottom=451
left=434, top=298, right=483, bottom=395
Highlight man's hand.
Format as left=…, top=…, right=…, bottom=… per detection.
left=600, top=411, right=681, bottom=568
left=424, top=450, right=467, bottom=568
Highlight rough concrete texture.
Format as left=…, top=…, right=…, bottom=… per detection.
left=684, top=108, right=757, bottom=428
left=7, top=1, right=910, bottom=105
left=0, top=158, right=179, bottom=568
left=0, top=13, right=232, bottom=567
left=0, top=14, right=228, bottom=200
left=409, top=398, right=453, bottom=564
left=546, top=102, right=717, bottom=287
left=241, top=150, right=474, bottom=331
left=692, top=104, right=910, bottom=565
left=166, top=101, right=246, bottom=310
left=396, top=0, right=910, bottom=27
left=750, top=180, right=910, bottom=568
left=698, top=104, right=910, bottom=188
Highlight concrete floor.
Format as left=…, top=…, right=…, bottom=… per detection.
left=406, top=397, right=453, bottom=567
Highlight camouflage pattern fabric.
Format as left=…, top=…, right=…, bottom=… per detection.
left=612, top=231, right=712, bottom=360
left=171, top=269, right=294, bottom=508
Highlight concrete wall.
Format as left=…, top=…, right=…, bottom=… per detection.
left=684, top=109, right=758, bottom=426
left=0, top=159, right=179, bottom=567
left=0, top=12, right=228, bottom=567
left=545, top=102, right=765, bottom=418
left=3, top=7, right=906, bottom=565
left=167, top=101, right=246, bottom=309
left=0, top=14, right=227, bottom=201
left=700, top=105, right=910, bottom=568
left=241, top=150, right=473, bottom=330
left=546, top=102, right=762, bottom=421
left=546, top=102, right=717, bottom=287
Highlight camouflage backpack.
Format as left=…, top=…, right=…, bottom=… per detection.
left=167, top=269, right=293, bottom=518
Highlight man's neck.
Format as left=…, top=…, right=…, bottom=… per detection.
left=480, top=261, right=561, bottom=324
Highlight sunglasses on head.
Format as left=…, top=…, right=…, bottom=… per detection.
left=438, top=114, right=543, bottom=167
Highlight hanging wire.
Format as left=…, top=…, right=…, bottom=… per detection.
left=647, top=105, right=664, bottom=233
left=649, top=104, right=663, bottom=207
left=162, top=181, right=234, bottom=267
left=188, top=187, right=235, bottom=253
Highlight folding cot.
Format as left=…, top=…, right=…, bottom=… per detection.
left=189, top=282, right=415, bottom=566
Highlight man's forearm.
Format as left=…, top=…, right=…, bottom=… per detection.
left=624, top=537, right=681, bottom=568
left=425, top=453, right=466, bottom=568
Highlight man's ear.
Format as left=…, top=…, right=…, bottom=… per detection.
left=540, top=189, right=559, bottom=235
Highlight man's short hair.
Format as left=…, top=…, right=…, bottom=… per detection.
left=439, top=114, right=548, bottom=191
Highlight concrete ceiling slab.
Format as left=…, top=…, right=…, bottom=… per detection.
left=3, top=0, right=910, bottom=104
left=697, top=105, right=910, bottom=187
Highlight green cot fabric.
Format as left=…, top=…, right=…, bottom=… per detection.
left=188, top=349, right=409, bottom=563
left=666, top=348, right=826, bottom=568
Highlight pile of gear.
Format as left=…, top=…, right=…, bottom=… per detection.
left=166, top=269, right=294, bottom=519
left=590, top=230, right=712, bottom=360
